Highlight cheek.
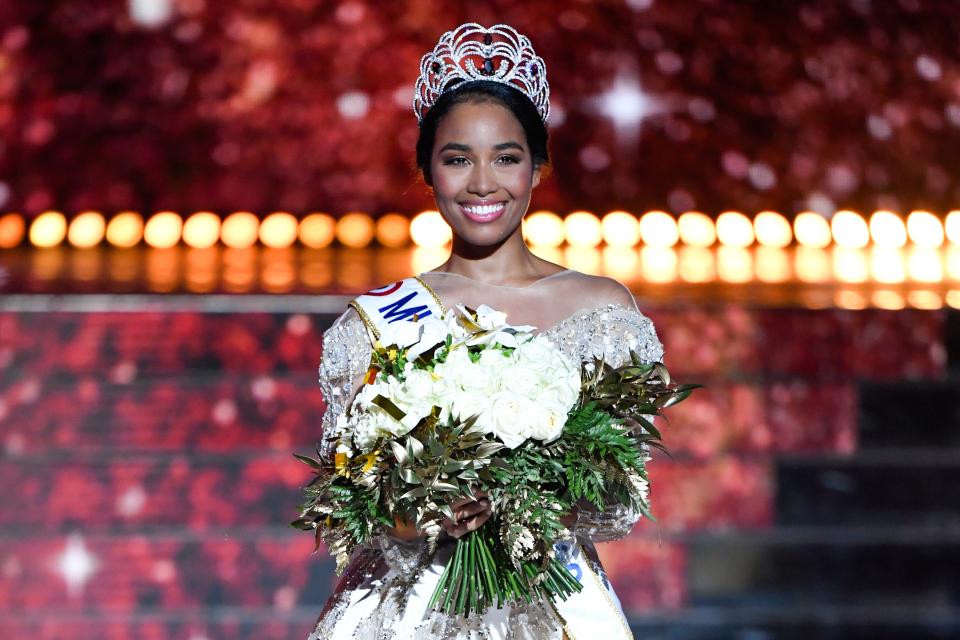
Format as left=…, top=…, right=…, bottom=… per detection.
left=430, top=165, right=463, bottom=199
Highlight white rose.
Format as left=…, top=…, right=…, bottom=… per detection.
left=514, top=336, right=565, bottom=375
left=401, top=368, right=436, bottom=402
left=479, top=391, right=535, bottom=449
left=528, top=404, right=567, bottom=443
left=457, top=356, right=500, bottom=395
left=451, top=390, right=489, bottom=424
left=497, top=361, right=549, bottom=400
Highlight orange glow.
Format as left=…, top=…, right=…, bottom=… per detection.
left=221, top=211, right=260, bottom=249
left=67, top=211, right=106, bottom=248
left=947, top=211, right=960, bottom=245
left=872, top=290, right=906, bottom=310
left=375, top=213, right=411, bottom=248
left=602, top=211, right=642, bottom=248
left=946, top=290, right=960, bottom=309
left=564, top=211, right=602, bottom=248
left=260, top=211, right=299, bottom=248
left=106, top=212, right=144, bottom=248
left=524, top=210, right=565, bottom=247
left=0, top=213, right=25, bottom=248
left=716, top=211, right=754, bottom=247
left=638, top=211, right=679, bottom=247
left=869, top=210, right=907, bottom=248
left=336, top=212, right=376, bottom=248
left=831, top=210, right=869, bottom=248
left=869, top=247, right=906, bottom=284
left=639, top=247, right=677, bottom=283
left=794, top=211, right=832, bottom=248
left=143, top=211, right=183, bottom=249
left=753, top=211, right=792, bottom=248
left=299, top=213, right=336, bottom=249
left=182, top=212, right=221, bottom=249
left=756, top=246, right=791, bottom=282
left=907, top=247, right=943, bottom=282
left=410, top=210, right=451, bottom=248
left=795, top=246, right=831, bottom=282
left=717, top=246, right=753, bottom=282
left=833, top=247, right=868, bottom=283
left=677, top=211, right=716, bottom=247
left=29, top=211, right=67, bottom=248
left=906, top=210, right=944, bottom=248
left=602, top=246, right=640, bottom=280
left=908, top=290, right=942, bottom=309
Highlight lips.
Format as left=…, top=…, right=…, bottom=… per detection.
left=459, top=201, right=507, bottom=223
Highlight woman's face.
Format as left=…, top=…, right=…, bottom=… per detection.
left=430, top=100, right=541, bottom=246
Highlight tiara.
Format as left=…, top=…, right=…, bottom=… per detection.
left=413, top=23, right=550, bottom=125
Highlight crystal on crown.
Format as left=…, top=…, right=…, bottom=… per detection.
left=413, top=23, right=550, bottom=125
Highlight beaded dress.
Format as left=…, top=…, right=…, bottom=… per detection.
left=307, top=269, right=663, bottom=640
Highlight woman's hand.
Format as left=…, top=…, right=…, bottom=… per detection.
left=441, top=492, right=492, bottom=538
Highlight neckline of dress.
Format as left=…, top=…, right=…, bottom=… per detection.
left=418, top=268, right=572, bottom=290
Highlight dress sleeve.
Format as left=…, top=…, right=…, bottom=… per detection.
left=573, top=303, right=665, bottom=543
left=317, top=307, right=373, bottom=461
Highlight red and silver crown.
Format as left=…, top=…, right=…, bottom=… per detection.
left=414, top=23, right=550, bottom=125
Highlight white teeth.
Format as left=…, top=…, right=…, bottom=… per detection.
left=462, top=203, right=504, bottom=216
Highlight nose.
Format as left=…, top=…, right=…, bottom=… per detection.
left=467, top=162, right=497, bottom=197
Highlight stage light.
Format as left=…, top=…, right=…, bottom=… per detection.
left=754, top=210, right=792, bottom=248
left=106, top=211, right=144, bottom=248
left=834, top=290, right=867, bottom=310
left=221, top=211, right=259, bottom=249
left=602, top=246, right=639, bottom=280
left=677, top=211, right=716, bottom=247
left=717, top=246, right=752, bottom=282
left=0, top=212, right=25, bottom=248
left=678, top=246, right=715, bottom=282
left=906, top=210, right=944, bottom=247
left=947, top=211, right=960, bottom=245
left=716, top=211, right=754, bottom=247
left=870, top=247, right=906, bottom=283
left=833, top=247, right=868, bottom=283
left=410, top=210, right=451, bottom=248
left=564, top=211, right=602, bottom=248
left=67, top=211, right=106, bottom=248
left=872, top=290, right=906, bottom=310
left=260, top=211, right=298, bottom=248
left=639, top=246, right=677, bottom=283
left=299, top=213, right=336, bottom=249
left=946, top=290, right=960, bottom=309
left=907, top=247, right=942, bottom=282
left=756, top=246, right=790, bottom=282
left=601, top=211, right=641, bottom=247
left=795, top=246, right=830, bottom=282
left=336, top=212, right=375, bottom=248
left=524, top=211, right=565, bottom=247
left=143, top=211, right=183, bottom=249
left=182, top=211, right=221, bottom=249
left=376, top=213, right=411, bottom=248
left=638, top=210, right=679, bottom=247
left=831, top=210, right=869, bottom=248
left=794, top=211, right=832, bottom=248
left=908, top=290, right=942, bottom=309
left=29, top=211, right=67, bottom=248
left=869, top=210, right=907, bottom=248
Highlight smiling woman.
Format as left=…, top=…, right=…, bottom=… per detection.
left=304, top=23, right=665, bottom=640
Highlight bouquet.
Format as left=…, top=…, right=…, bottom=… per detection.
left=293, top=304, right=697, bottom=617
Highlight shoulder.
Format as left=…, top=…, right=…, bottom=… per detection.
left=561, top=270, right=638, bottom=311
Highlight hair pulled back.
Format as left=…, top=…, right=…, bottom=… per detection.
left=415, top=80, right=550, bottom=187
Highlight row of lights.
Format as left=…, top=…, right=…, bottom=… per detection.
left=1, top=209, right=959, bottom=251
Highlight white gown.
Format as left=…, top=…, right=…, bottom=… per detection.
left=307, top=270, right=664, bottom=640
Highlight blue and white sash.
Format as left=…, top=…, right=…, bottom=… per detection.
left=349, top=276, right=445, bottom=343
left=350, top=277, right=632, bottom=639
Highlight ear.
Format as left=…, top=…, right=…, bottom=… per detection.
left=531, top=165, right=542, bottom=189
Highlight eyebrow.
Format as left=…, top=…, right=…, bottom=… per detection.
left=438, top=141, right=525, bottom=153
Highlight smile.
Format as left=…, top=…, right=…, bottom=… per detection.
left=459, top=202, right=507, bottom=223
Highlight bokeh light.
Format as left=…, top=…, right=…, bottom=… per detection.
left=906, top=210, right=944, bottom=248
left=639, top=246, right=677, bottom=283
left=794, top=211, right=832, bottom=248
left=753, top=210, right=792, bottom=248
left=410, top=210, right=452, bottom=248
left=832, top=247, right=868, bottom=283
left=638, top=211, right=679, bottom=247
left=831, top=210, right=870, bottom=249
left=717, top=246, right=753, bottom=282
left=870, top=247, right=906, bottom=284
left=601, top=211, right=641, bottom=248
left=755, top=246, right=790, bottom=282
left=259, top=211, right=299, bottom=249
left=105, top=211, right=144, bottom=248
left=221, top=211, right=260, bottom=249
left=716, top=211, right=754, bottom=247
left=946, top=211, right=960, bottom=245
left=29, top=211, right=67, bottom=248
left=375, top=213, right=411, bottom=248
left=678, top=246, right=715, bottom=282
left=336, top=212, right=376, bottom=249
left=524, top=211, right=565, bottom=247
left=869, top=210, right=907, bottom=248
left=299, top=213, right=336, bottom=249
left=143, top=211, right=183, bottom=249
left=907, top=247, right=943, bottom=282
left=795, top=246, right=831, bottom=282
left=67, top=211, right=106, bottom=248
left=677, top=211, right=716, bottom=247
left=564, top=211, right=602, bottom=248
left=182, top=212, right=221, bottom=249
left=0, top=213, right=26, bottom=248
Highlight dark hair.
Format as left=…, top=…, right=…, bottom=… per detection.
left=415, top=80, right=550, bottom=186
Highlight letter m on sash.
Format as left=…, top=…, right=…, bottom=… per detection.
left=378, top=292, right=433, bottom=324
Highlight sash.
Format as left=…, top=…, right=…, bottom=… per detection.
left=552, top=540, right=634, bottom=639
left=349, top=276, right=445, bottom=343
left=351, top=278, right=631, bottom=638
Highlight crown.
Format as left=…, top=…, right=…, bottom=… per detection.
left=413, top=23, right=550, bottom=125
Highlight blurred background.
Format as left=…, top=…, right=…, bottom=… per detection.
left=1, top=1, right=959, bottom=639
